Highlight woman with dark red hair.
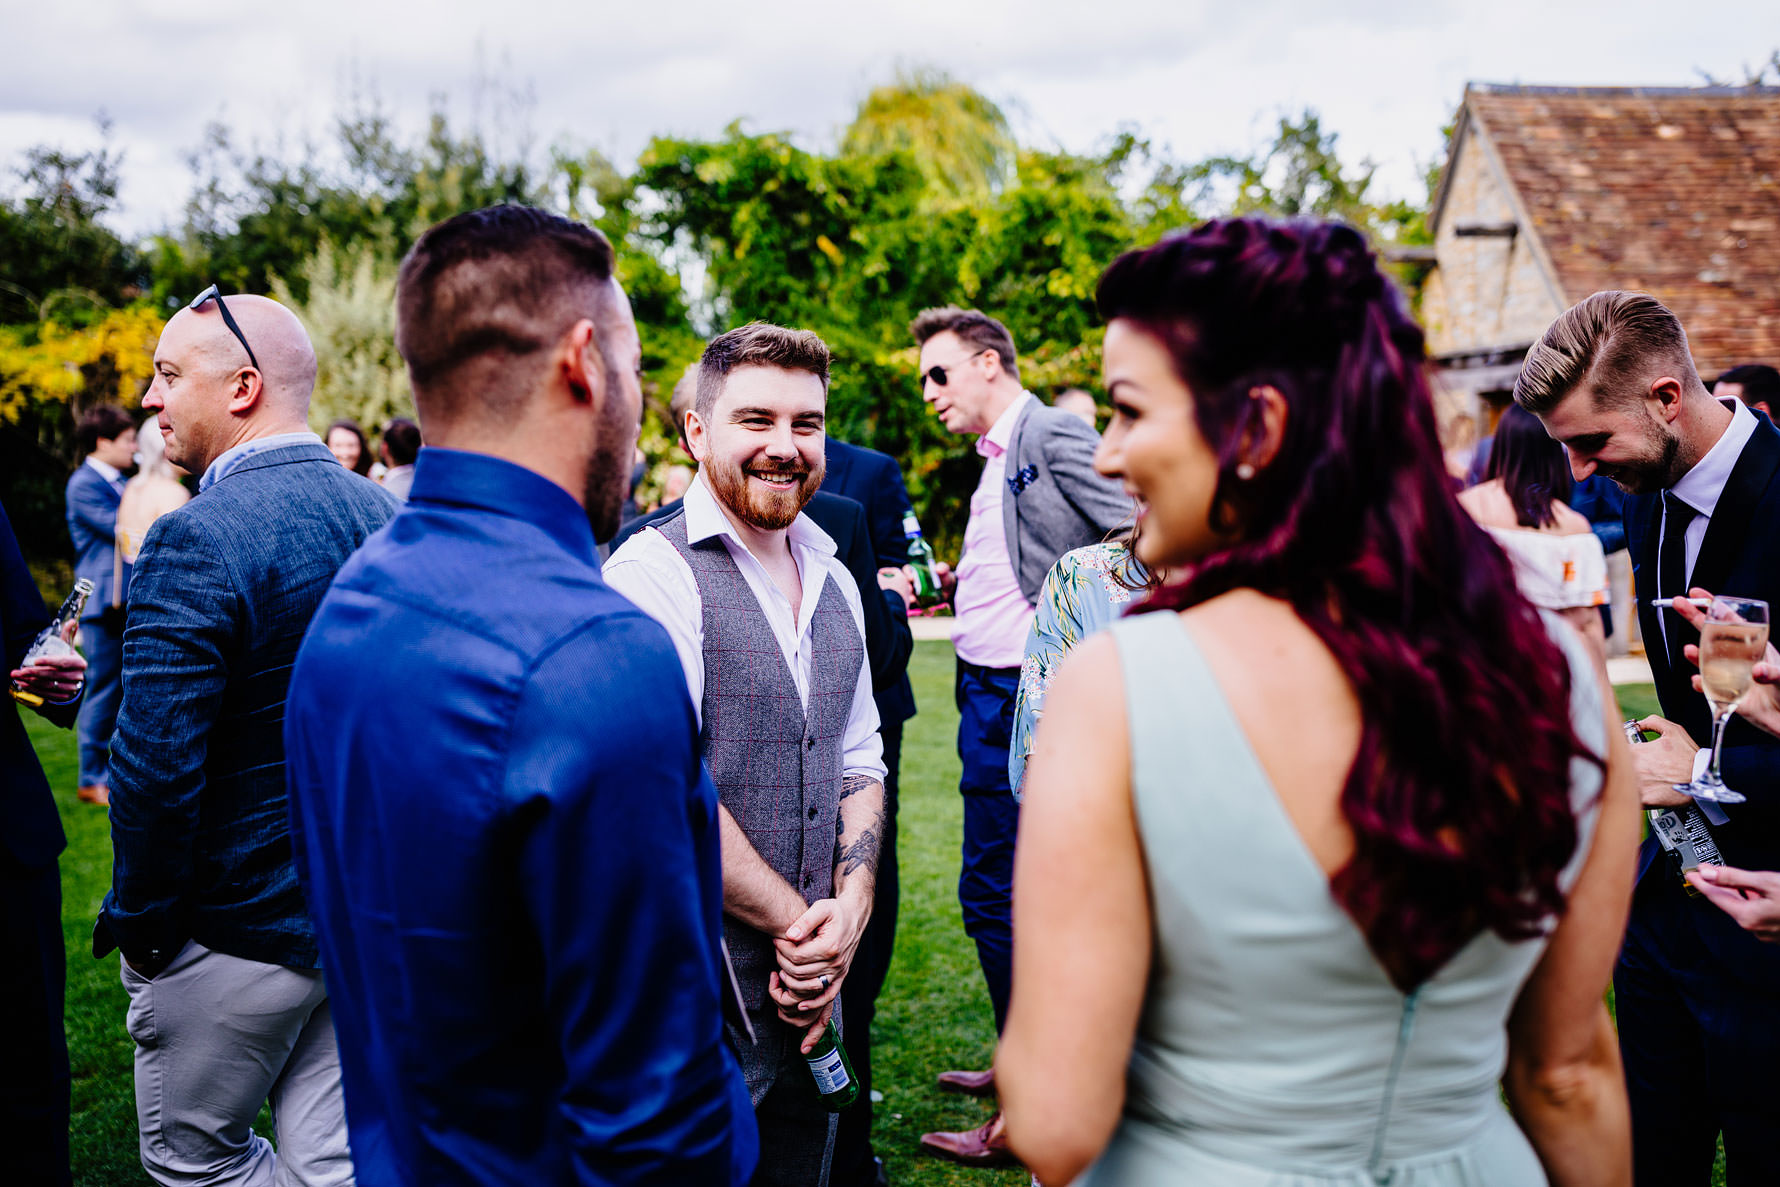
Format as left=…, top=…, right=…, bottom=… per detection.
left=997, top=219, right=1637, bottom=1186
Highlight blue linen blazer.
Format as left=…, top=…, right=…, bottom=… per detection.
left=96, top=442, right=398, bottom=970
left=65, top=463, right=123, bottom=614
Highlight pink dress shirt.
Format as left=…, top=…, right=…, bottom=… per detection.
left=952, top=393, right=1038, bottom=668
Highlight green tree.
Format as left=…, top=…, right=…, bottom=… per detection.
left=0, top=119, right=139, bottom=323
left=271, top=241, right=412, bottom=435
left=841, top=69, right=1017, bottom=202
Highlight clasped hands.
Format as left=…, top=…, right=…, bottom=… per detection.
left=766, top=889, right=870, bottom=1053
left=8, top=619, right=87, bottom=704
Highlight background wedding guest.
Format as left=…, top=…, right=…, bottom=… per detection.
left=99, top=290, right=395, bottom=1187
left=326, top=416, right=375, bottom=477
left=286, top=206, right=757, bottom=1186
left=1458, top=404, right=1608, bottom=661
left=817, top=426, right=920, bottom=1187
left=1518, top=291, right=1780, bottom=1185
left=1008, top=528, right=1152, bottom=800
left=64, top=403, right=135, bottom=805
left=605, top=323, right=888, bottom=1187
left=909, top=305, right=1131, bottom=1168
left=376, top=417, right=420, bottom=500
left=999, top=219, right=1637, bottom=1186
left=1051, top=387, right=1099, bottom=429
left=114, top=414, right=190, bottom=577
left=2, top=501, right=88, bottom=1187
left=1713, top=363, right=1778, bottom=421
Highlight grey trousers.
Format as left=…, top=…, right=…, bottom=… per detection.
left=120, top=941, right=354, bottom=1187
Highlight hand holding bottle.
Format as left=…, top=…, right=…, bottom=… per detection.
left=9, top=617, right=87, bottom=705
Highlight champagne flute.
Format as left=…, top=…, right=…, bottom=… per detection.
left=1675, top=595, right=1770, bottom=804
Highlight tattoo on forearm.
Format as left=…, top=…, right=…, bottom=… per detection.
left=837, top=808, right=887, bottom=877
left=841, top=773, right=875, bottom=801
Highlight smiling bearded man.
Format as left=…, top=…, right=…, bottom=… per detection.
left=604, top=322, right=887, bottom=1187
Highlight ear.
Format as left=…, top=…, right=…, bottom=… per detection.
left=560, top=319, right=603, bottom=405
left=225, top=368, right=264, bottom=416
left=1650, top=375, right=1685, bottom=422
left=1239, top=385, right=1289, bottom=471
left=685, top=406, right=712, bottom=465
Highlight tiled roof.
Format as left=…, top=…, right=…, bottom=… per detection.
left=1460, top=84, right=1780, bottom=373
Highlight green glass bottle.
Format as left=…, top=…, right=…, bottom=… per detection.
left=804, top=1020, right=860, bottom=1111
left=903, top=513, right=944, bottom=608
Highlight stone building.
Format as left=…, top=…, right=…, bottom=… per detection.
left=1421, top=83, right=1780, bottom=437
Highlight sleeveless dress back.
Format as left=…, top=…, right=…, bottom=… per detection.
left=1081, top=611, right=1605, bottom=1187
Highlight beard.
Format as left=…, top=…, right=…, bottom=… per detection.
left=1597, top=414, right=1684, bottom=495
left=583, top=373, right=638, bottom=543
left=706, top=449, right=824, bottom=531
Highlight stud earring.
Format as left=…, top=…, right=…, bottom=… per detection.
left=1235, top=463, right=1256, bottom=480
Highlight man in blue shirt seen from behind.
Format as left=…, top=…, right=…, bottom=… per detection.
left=284, top=205, right=757, bottom=1186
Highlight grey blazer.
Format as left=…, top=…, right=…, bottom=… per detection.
left=1000, top=399, right=1135, bottom=603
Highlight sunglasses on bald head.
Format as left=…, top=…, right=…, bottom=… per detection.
left=923, top=348, right=988, bottom=388
left=188, top=285, right=260, bottom=371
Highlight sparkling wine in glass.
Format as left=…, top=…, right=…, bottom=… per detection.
left=1675, top=595, right=1770, bottom=805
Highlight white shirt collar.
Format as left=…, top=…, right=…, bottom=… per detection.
left=85, top=456, right=124, bottom=484
left=684, top=470, right=836, bottom=559
left=977, top=391, right=1034, bottom=458
left=1671, top=398, right=1758, bottom=518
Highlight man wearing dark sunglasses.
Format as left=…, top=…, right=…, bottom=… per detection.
left=908, top=305, right=1131, bottom=1170
left=98, top=290, right=397, bottom=1186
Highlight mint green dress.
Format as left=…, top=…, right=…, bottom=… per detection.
left=1080, top=612, right=1605, bottom=1187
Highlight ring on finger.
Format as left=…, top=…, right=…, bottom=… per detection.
left=820, top=974, right=830, bottom=991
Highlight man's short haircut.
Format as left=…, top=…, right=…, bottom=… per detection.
left=909, top=306, right=1020, bottom=382
left=669, top=363, right=700, bottom=450
left=1717, top=364, right=1780, bottom=407
left=695, top=324, right=831, bottom=419
left=381, top=418, right=421, bottom=466
left=77, top=404, right=136, bottom=454
left=395, top=205, right=616, bottom=418
left=1513, top=290, right=1698, bottom=415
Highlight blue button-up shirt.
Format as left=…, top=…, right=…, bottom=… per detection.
left=284, top=448, right=756, bottom=1186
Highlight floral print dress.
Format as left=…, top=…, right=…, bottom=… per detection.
left=1008, top=540, right=1148, bottom=798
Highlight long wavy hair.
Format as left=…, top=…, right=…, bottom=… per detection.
left=1486, top=403, right=1573, bottom=529
left=1099, top=218, right=1596, bottom=991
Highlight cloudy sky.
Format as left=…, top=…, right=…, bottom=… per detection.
left=5, top=0, right=1776, bottom=237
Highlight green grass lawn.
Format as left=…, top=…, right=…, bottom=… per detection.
left=28, top=663, right=1712, bottom=1184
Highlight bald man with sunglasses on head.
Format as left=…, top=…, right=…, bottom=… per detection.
left=96, top=288, right=396, bottom=1187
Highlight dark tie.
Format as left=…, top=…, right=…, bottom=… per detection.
left=1660, top=491, right=1698, bottom=664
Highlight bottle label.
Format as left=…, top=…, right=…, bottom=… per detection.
left=807, top=1047, right=850, bottom=1096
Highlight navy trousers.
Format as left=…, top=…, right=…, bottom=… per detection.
left=1616, top=874, right=1780, bottom=1186
left=0, top=856, right=71, bottom=1187
left=75, top=614, right=122, bottom=788
left=955, top=661, right=1020, bottom=1034
left=834, top=721, right=901, bottom=1185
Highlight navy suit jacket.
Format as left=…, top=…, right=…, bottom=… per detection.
left=612, top=490, right=915, bottom=722
left=98, top=442, right=399, bottom=970
left=2, top=501, right=80, bottom=869
left=821, top=439, right=917, bottom=725
left=1627, top=415, right=1780, bottom=978
left=65, top=462, right=123, bottom=614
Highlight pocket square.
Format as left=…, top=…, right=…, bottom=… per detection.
left=1007, top=465, right=1039, bottom=496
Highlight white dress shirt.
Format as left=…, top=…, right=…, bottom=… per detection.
left=85, top=456, right=126, bottom=491
left=604, top=474, right=886, bottom=783
left=1658, top=398, right=1759, bottom=650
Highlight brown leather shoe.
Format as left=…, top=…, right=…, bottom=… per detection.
left=77, top=784, right=109, bottom=806
left=918, top=1112, right=1016, bottom=1168
left=936, top=1067, right=995, bottom=1096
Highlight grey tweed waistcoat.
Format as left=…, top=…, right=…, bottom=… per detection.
left=657, top=512, right=864, bottom=1099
